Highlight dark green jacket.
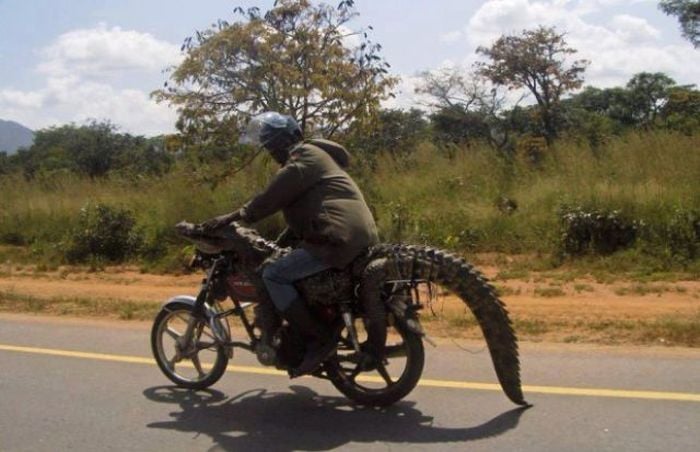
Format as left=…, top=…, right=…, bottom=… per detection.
left=240, top=140, right=378, bottom=268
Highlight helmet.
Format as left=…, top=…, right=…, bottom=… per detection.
left=240, top=112, right=302, bottom=164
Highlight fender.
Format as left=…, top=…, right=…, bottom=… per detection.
left=160, top=295, right=233, bottom=358
left=161, top=294, right=198, bottom=308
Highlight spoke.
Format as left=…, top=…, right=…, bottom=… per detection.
left=376, top=363, right=394, bottom=386
left=191, top=354, right=205, bottom=378
left=193, top=316, right=217, bottom=342
left=199, top=328, right=216, bottom=341
left=165, top=327, right=181, bottom=341
left=173, top=313, right=216, bottom=341
left=167, top=356, right=178, bottom=371
left=384, top=344, right=407, bottom=359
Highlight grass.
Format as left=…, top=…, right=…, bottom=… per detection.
left=514, top=319, right=551, bottom=336
left=2, top=283, right=699, bottom=346
left=1, top=130, right=699, bottom=347
left=493, top=284, right=522, bottom=297
left=425, top=310, right=700, bottom=347
left=0, top=130, right=698, bottom=275
left=640, top=312, right=700, bottom=347
left=614, top=284, right=672, bottom=296
left=533, top=286, right=566, bottom=297
left=573, top=283, right=595, bottom=293
left=0, top=289, right=160, bottom=321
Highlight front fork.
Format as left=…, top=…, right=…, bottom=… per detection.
left=178, top=257, right=226, bottom=353
left=340, top=302, right=361, bottom=353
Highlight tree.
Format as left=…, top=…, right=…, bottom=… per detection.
left=476, top=26, right=589, bottom=144
left=625, top=72, right=677, bottom=127
left=564, top=86, right=629, bottom=144
left=13, top=121, right=153, bottom=178
left=661, top=85, right=700, bottom=133
left=345, top=108, right=428, bottom=159
left=0, top=152, right=9, bottom=175
left=566, top=73, right=698, bottom=133
left=154, top=0, right=396, bottom=144
left=415, top=67, right=519, bottom=150
left=659, top=0, right=700, bottom=47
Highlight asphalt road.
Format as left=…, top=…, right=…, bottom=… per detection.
left=0, top=313, right=698, bottom=452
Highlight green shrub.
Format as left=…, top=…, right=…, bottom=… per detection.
left=64, top=202, right=143, bottom=263
left=559, top=206, right=640, bottom=256
left=640, top=208, right=700, bottom=262
left=0, top=232, right=27, bottom=246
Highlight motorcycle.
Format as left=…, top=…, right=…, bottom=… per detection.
left=150, top=221, right=527, bottom=407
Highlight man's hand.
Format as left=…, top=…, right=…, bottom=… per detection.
left=200, top=211, right=242, bottom=233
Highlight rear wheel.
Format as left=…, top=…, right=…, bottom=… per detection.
left=151, top=302, right=229, bottom=389
left=326, top=317, right=424, bottom=407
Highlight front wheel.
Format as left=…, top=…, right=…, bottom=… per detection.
left=326, top=318, right=425, bottom=407
left=151, top=302, right=229, bottom=389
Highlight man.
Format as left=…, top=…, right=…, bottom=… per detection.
left=202, top=111, right=378, bottom=376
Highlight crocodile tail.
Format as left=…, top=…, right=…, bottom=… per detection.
left=373, top=244, right=526, bottom=406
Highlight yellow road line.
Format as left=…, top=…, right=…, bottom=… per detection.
left=2, top=343, right=699, bottom=403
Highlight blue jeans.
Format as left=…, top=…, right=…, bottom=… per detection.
left=262, top=248, right=330, bottom=311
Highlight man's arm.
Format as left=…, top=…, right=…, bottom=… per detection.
left=241, top=151, right=321, bottom=223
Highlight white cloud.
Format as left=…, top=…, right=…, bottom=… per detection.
left=38, top=23, right=182, bottom=78
left=440, top=30, right=464, bottom=44
left=383, top=60, right=469, bottom=111
left=458, top=0, right=699, bottom=88
left=338, top=25, right=363, bottom=49
left=0, top=24, right=181, bottom=136
left=383, top=74, right=430, bottom=110
left=609, top=14, right=660, bottom=41
left=0, top=90, right=43, bottom=109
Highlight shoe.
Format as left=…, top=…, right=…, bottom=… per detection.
left=292, top=339, right=337, bottom=377
left=280, top=300, right=336, bottom=377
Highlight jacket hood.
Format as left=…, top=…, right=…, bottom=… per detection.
left=304, top=138, right=351, bottom=168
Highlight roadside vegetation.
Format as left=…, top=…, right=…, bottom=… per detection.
left=1, top=128, right=697, bottom=277
left=0, top=0, right=698, bottom=344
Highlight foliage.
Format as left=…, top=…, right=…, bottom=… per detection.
left=564, top=73, right=700, bottom=137
left=476, top=26, right=589, bottom=143
left=640, top=208, right=700, bottom=262
left=153, top=0, right=396, bottom=144
left=662, top=86, right=700, bottom=133
left=625, top=72, right=677, bottom=127
left=5, top=121, right=172, bottom=179
left=559, top=206, right=640, bottom=256
left=515, top=135, right=548, bottom=166
left=0, top=152, right=9, bottom=175
left=64, top=202, right=143, bottom=263
left=659, top=0, right=700, bottom=47
left=429, top=105, right=491, bottom=148
left=415, top=68, right=515, bottom=151
left=344, top=108, right=429, bottom=159
left=0, top=129, right=698, bottom=271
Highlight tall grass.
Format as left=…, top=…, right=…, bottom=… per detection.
left=0, top=130, right=698, bottom=270
left=369, top=131, right=699, bottom=256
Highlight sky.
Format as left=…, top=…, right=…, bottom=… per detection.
left=0, top=0, right=698, bottom=136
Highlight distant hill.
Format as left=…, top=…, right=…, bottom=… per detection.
left=0, top=119, right=34, bottom=154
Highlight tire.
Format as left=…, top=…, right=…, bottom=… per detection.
left=327, top=319, right=425, bottom=407
left=151, top=301, right=229, bottom=389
